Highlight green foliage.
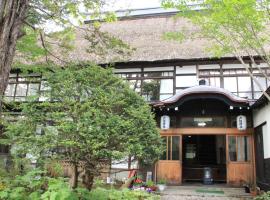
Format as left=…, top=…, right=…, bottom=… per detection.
left=13, top=0, right=131, bottom=68
left=157, top=179, right=166, bottom=185
left=0, top=169, right=46, bottom=200
left=41, top=178, right=78, bottom=200
left=3, top=64, right=162, bottom=187
left=254, top=192, right=270, bottom=200
left=87, top=188, right=160, bottom=200
left=0, top=172, right=160, bottom=200
left=16, top=28, right=46, bottom=60
left=162, top=0, right=270, bottom=57
left=93, top=178, right=105, bottom=188
left=146, top=180, right=155, bottom=187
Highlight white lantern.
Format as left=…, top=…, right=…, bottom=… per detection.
left=160, top=115, right=170, bottom=130
left=237, top=115, right=247, bottom=131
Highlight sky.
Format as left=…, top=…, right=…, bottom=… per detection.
left=104, top=0, right=162, bottom=11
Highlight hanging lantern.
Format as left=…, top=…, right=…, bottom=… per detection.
left=160, top=115, right=170, bottom=130
left=237, top=115, right=247, bottom=131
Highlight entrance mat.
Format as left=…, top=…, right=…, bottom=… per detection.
left=195, top=189, right=225, bottom=194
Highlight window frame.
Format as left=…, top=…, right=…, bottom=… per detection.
left=228, top=135, right=251, bottom=163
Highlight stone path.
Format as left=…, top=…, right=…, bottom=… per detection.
left=160, top=186, right=253, bottom=200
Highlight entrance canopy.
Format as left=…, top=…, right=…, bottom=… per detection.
left=154, top=85, right=250, bottom=108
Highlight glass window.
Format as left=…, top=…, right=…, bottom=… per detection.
left=176, top=76, right=197, bottom=87
left=142, top=79, right=173, bottom=101
left=5, top=84, right=16, bottom=97
left=237, top=136, right=250, bottom=162
left=176, top=65, right=196, bottom=74
left=127, top=80, right=141, bottom=93
left=160, top=137, right=167, bottom=160
left=160, top=136, right=181, bottom=161
left=168, top=136, right=171, bottom=160
left=142, top=79, right=160, bottom=101
left=16, top=84, right=27, bottom=96
left=144, top=72, right=173, bottom=77
left=209, top=77, right=220, bottom=87
left=160, top=79, right=173, bottom=94
left=229, top=136, right=250, bottom=162
left=172, top=136, right=180, bottom=160
left=28, top=84, right=40, bottom=96
left=253, top=76, right=267, bottom=91
left=199, top=64, right=220, bottom=70
left=229, top=136, right=237, bottom=161
left=224, top=77, right=237, bottom=92
left=238, top=77, right=251, bottom=92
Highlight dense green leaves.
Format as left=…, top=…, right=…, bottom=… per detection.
left=3, top=65, right=162, bottom=187
left=0, top=170, right=160, bottom=200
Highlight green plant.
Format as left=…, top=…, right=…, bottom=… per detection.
left=254, top=191, right=270, bottom=200
left=157, top=179, right=166, bottom=185
left=93, top=178, right=105, bottom=188
left=146, top=180, right=155, bottom=187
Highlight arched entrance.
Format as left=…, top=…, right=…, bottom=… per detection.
left=153, top=85, right=255, bottom=186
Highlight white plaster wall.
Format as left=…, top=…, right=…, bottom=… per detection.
left=253, top=103, right=270, bottom=159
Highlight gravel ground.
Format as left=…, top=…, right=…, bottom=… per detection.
left=161, top=194, right=252, bottom=200
left=160, top=186, right=253, bottom=200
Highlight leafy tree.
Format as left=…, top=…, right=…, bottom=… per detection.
left=162, top=0, right=270, bottom=100
left=2, top=65, right=162, bottom=189
left=0, top=0, right=130, bottom=102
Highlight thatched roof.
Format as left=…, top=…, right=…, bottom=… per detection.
left=66, top=14, right=216, bottom=64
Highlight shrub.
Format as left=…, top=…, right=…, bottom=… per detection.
left=254, top=191, right=270, bottom=200
left=0, top=170, right=160, bottom=200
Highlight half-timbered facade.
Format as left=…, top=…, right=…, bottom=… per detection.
left=1, top=7, right=270, bottom=189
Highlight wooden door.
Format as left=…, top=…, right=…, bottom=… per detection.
left=226, top=135, right=254, bottom=186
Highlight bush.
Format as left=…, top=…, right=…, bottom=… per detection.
left=254, top=192, right=270, bottom=200
left=0, top=170, right=160, bottom=200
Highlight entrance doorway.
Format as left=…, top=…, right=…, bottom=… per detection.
left=182, top=135, right=226, bottom=183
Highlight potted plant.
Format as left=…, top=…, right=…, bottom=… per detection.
left=157, top=179, right=167, bottom=191
left=249, top=183, right=258, bottom=196
left=146, top=180, right=157, bottom=191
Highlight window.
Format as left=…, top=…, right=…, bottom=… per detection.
left=229, top=136, right=250, bottom=162
left=176, top=65, right=196, bottom=74
left=160, top=136, right=180, bottom=160
left=142, top=79, right=173, bottom=101
left=4, top=73, right=41, bottom=101
left=176, top=76, right=197, bottom=87
left=224, top=77, right=237, bottom=92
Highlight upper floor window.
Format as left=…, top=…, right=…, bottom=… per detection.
left=5, top=73, right=41, bottom=101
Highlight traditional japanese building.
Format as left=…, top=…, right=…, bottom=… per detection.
left=2, top=7, right=270, bottom=189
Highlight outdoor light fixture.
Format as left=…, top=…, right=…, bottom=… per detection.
left=175, top=107, right=178, bottom=111
left=167, top=108, right=170, bottom=111
left=198, top=122, right=207, bottom=127
left=229, top=106, right=234, bottom=110
left=240, top=107, right=242, bottom=110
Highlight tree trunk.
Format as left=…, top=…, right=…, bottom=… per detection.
left=69, top=162, right=79, bottom=189
left=82, top=168, right=95, bottom=190
left=0, top=0, right=29, bottom=96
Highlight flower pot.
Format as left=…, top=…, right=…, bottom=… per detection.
left=250, top=190, right=257, bottom=196
left=157, top=184, right=166, bottom=191
left=149, top=186, right=157, bottom=191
